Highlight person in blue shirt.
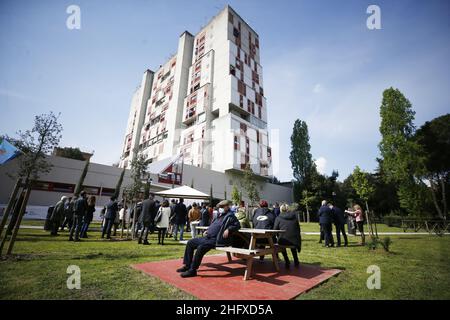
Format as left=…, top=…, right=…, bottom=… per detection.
left=177, top=200, right=240, bottom=278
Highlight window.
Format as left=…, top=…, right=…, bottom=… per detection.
left=161, top=71, right=170, bottom=82
left=238, top=80, right=246, bottom=96
left=252, top=70, right=259, bottom=84
left=233, top=27, right=240, bottom=38
left=229, top=65, right=236, bottom=76
left=228, top=12, right=234, bottom=23
left=234, top=135, right=239, bottom=150
left=155, top=97, right=165, bottom=107
left=258, top=106, right=262, bottom=119
left=193, top=83, right=200, bottom=91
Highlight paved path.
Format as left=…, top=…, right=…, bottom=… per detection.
left=7, top=225, right=450, bottom=236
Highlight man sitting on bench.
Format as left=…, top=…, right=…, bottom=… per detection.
left=177, top=200, right=241, bottom=278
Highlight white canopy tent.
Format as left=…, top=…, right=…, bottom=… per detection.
left=153, top=185, right=210, bottom=200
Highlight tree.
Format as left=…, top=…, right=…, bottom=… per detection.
left=290, top=119, right=314, bottom=194
left=415, top=114, right=450, bottom=219
left=231, top=185, right=241, bottom=205
left=371, top=159, right=401, bottom=215
left=0, top=112, right=62, bottom=256
left=124, top=152, right=149, bottom=202
left=378, top=87, right=426, bottom=215
left=123, top=152, right=149, bottom=239
left=242, top=163, right=260, bottom=206
left=351, top=166, right=377, bottom=237
left=56, top=147, right=85, bottom=161
left=74, top=159, right=90, bottom=197
left=113, top=168, right=126, bottom=200
left=209, top=184, right=213, bottom=206
left=300, top=189, right=316, bottom=223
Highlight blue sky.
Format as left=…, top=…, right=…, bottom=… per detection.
left=1, top=0, right=449, bottom=181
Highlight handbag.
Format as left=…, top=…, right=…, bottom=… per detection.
left=154, top=207, right=163, bottom=223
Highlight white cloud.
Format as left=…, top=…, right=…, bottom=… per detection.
left=315, top=157, right=327, bottom=174
left=313, top=83, right=323, bottom=94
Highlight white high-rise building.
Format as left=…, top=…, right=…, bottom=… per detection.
left=120, top=6, right=272, bottom=178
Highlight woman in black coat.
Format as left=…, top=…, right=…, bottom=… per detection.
left=273, top=204, right=301, bottom=268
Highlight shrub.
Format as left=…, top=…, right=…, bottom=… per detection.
left=381, top=237, right=392, bottom=252
left=366, top=237, right=393, bottom=252
left=366, top=237, right=379, bottom=250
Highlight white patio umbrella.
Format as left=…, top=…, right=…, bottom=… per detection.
left=153, top=185, right=209, bottom=200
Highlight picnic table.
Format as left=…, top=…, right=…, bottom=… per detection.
left=215, top=228, right=285, bottom=280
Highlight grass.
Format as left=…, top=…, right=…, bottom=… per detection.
left=299, top=222, right=408, bottom=233
left=0, top=225, right=449, bottom=300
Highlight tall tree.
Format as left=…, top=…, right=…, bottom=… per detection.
left=242, top=163, right=260, bottom=206
left=231, top=185, right=241, bottom=205
left=209, top=184, right=214, bottom=206
left=0, top=112, right=62, bottom=256
left=351, top=166, right=377, bottom=237
left=124, top=152, right=149, bottom=202
left=300, top=190, right=316, bottom=223
left=290, top=119, right=314, bottom=193
left=113, top=168, right=126, bottom=200
left=55, top=147, right=85, bottom=161
left=415, top=114, right=450, bottom=219
left=378, top=87, right=425, bottom=215
left=73, top=159, right=90, bottom=197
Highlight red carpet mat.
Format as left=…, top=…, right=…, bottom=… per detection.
left=132, top=254, right=341, bottom=300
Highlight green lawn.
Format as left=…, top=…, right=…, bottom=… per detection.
left=0, top=226, right=449, bottom=300
left=299, top=222, right=407, bottom=233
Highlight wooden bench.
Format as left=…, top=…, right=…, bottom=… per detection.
left=274, top=244, right=297, bottom=252
left=215, top=246, right=275, bottom=280
left=215, top=229, right=285, bottom=280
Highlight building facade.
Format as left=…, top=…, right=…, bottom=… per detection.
left=119, top=6, right=272, bottom=177
left=0, top=155, right=293, bottom=220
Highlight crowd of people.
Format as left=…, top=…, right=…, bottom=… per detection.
left=45, top=190, right=366, bottom=278
left=46, top=191, right=96, bottom=241
left=177, top=199, right=301, bottom=278
left=318, top=200, right=365, bottom=247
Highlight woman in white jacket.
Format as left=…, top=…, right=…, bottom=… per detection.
left=155, top=200, right=171, bottom=245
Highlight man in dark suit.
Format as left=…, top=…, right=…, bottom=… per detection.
left=173, top=198, right=188, bottom=241
left=329, top=203, right=348, bottom=247
left=138, top=194, right=157, bottom=245
left=177, top=200, right=240, bottom=278
left=102, top=196, right=118, bottom=239
left=318, top=200, right=334, bottom=247
left=69, top=191, right=88, bottom=242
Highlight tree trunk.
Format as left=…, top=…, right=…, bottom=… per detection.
left=4, top=186, right=32, bottom=256
left=306, top=206, right=310, bottom=223
left=0, top=179, right=22, bottom=239
left=440, top=176, right=447, bottom=220
left=429, top=178, right=444, bottom=219
left=365, top=201, right=375, bottom=238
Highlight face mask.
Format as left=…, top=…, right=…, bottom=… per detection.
left=218, top=208, right=225, bottom=214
